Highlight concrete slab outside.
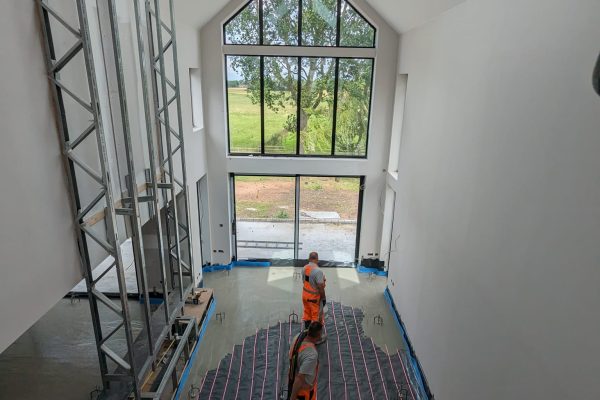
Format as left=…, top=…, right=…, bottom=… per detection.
left=237, top=221, right=358, bottom=262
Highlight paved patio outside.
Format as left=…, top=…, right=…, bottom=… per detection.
left=236, top=220, right=358, bottom=262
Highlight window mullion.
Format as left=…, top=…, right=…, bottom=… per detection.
left=294, top=175, right=300, bottom=260
left=336, top=0, right=342, bottom=47
left=296, top=56, right=301, bottom=155
left=260, top=56, right=265, bottom=154
left=222, top=45, right=375, bottom=58
left=259, top=0, right=264, bottom=45
left=331, top=58, right=340, bottom=156
left=298, top=0, right=303, bottom=46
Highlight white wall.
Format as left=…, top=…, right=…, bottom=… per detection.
left=0, top=1, right=82, bottom=353
left=200, top=0, right=399, bottom=265
left=387, top=0, right=600, bottom=398
left=175, top=21, right=208, bottom=282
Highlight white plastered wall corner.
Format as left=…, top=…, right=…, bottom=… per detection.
left=386, top=0, right=600, bottom=398
left=0, top=1, right=81, bottom=353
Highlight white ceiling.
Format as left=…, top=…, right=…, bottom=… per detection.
left=173, top=0, right=466, bottom=34
left=173, top=0, right=229, bottom=31
left=366, top=0, right=466, bottom=33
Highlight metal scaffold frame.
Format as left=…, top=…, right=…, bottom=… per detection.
left=37, top=0, right=194, bottom=398
left=146, top=0, right=193, bottom=301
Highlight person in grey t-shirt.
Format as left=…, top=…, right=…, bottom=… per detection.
left=288, top=322, right=323, bottom=400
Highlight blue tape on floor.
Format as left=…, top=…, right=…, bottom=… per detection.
left=202, top=263, right=233, bottom=273
left=384, top=287, right=431, bottom=400
left=233, top=260, right=271, bottom=267
left=174, top=297, right=217, bottom=400
left=358, top=265, right=388, bottom=276
left=138, top=296, right=164, bottom=305
left=202, top=260, right=272, bottom=273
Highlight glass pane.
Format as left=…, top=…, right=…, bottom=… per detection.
left=335, top=58, right=373, bottom=157
left=264, top=57, right=298, bottom=154
left=301, top=0, right=337, bottom=46
left=227, top=56, right=261, bottom=154
left=298, top=177, right=360, bottom=263
left=263, top=0, right=299, bottom=45
left=224, top=0, right=260, bottom=45
left=300, top=57, right=335, bottom=155
left=339, top=0, right=375, bottom=47
left=235, top=176, right=296, bottom=260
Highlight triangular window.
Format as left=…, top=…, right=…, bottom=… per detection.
left=339, top=0, right=375, bottom=47
left=224, top=0, right=260, bottom=45
left=224, top=0, right=376, bottom=47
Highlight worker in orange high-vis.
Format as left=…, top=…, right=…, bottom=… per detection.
left=302, top=252, right=327, bottom=344
left=287, top=321, right=323, bottom=400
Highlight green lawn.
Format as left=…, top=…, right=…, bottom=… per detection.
left=228, top=87, right=296, bottom=153
left=228, top=87, right=337, bottom=155
left=234, top=176, right=360, bottom=219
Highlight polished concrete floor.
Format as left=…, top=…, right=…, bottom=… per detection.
left=0, top=267, right=403, bottom=399
left=182, top=267, right=405, bottom=398
left=0, top=298, right=146, bottom=400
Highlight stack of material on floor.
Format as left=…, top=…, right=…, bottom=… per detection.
left=184, top=288, right=214, bottom=328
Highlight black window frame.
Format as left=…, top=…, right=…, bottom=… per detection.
left=230, top=173, right=365, bottom=265
left=223, top=0, right=377, bottom=49
left=224, top=54, right=374, bottom=159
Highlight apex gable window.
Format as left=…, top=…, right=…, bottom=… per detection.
left=224, top=0, right=375, bottom=158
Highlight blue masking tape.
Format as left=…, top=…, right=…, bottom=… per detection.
left=202, top=260, right=272, bottom=273
left=384, top=287, right=431, bottom=399
left=357, top=265, right=388, bottom=276
left=232, top=260, right=271, bottom=267
left=174, top=296, right=217, bottom=400
left=202, top=263, right=233, bottom=273
left=138, top=296, right=164, bottom=305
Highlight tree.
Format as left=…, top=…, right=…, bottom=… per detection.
left=226, top=0, right=374, bottom=155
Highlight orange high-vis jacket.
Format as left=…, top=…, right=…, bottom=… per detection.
left=289, top=336, right=318, bottom=400
left=302, top=264, right=321, bottom=301
left=302, top=264, right=325, bottom=323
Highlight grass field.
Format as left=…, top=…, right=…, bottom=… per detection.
left=228, top=87, right=337, bottom=154
left=228, top=87, right=297, bottom=153
left=234, top=176, right=360, bottom=219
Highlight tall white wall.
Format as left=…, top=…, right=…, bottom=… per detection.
left=0, top=1, right=82, bottom=353
left=175, top=21, right=208, bottom=282
left=200, top=0, right=399, bottom=265
left=386, top=0, right=600, bottom=398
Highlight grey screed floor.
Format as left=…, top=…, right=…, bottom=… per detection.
left=183, top=267, right=417, bottom=399
left=0, top=267, right=413, bottom=399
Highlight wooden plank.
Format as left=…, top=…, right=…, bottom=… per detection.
left=184, top=288, right=214, bottom=328
left=82, top=170, right=164, bottom=227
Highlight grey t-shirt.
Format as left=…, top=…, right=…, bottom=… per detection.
left=304, top=262, right=325, bottom=291
left=292, top=334, right=319, bottom=385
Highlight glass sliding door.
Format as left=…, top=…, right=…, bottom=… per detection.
left=234, top=176, right=296, bottom=260
left=233, top=175, right=362, bottom=263
left=298, top=177, right=361, bottom=263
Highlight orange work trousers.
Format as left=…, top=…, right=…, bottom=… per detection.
left=302, top=293, right=323, bottom=324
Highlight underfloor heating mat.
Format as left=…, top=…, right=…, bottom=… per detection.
left=196, top=302, right=424, bottom=400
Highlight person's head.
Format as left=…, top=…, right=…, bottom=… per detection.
left=306, top=321, right=323, bottom=341
left=308, top=252, right=319, bottom=263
